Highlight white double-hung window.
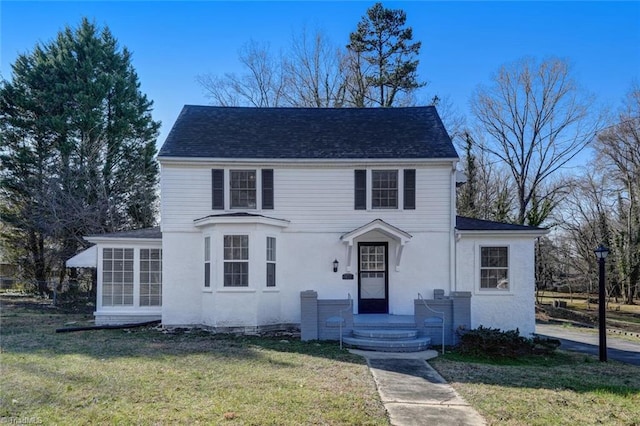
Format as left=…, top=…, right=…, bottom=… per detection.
left=230, top=170, right=257, bottom=209
left=371, top=170, right=398, bottom=209
left=204, top=236, right=211, bottom=288
left=480, top=246, right=509, bottom=290
left=224, top=235, right=249, bottom=287
left=354, top=169, right=415, bottom=210
left=211, top=169, right=274, bottom=210
left=266, top=237, right=276, bottom=287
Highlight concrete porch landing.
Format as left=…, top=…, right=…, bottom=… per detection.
left=353, top=314, right=416, bottom=328
left=343, top=314, right=431, bottom=352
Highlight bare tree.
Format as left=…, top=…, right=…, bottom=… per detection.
left=198, top=31, right=347, bottom=108
left=197, top=40, right=286, bottom=107
left=282, top=28, right=347, bottom=107
left=596, top=83, right=640, bottom=303
left=471, top=57, right=599, bottom=225
left=559, top=170, right=617, bottom=301
left=198, top=4, right=426, bottom=109
left=430, top=95, right=466, bottom=144
left=456, top=131, right=515, bottom=222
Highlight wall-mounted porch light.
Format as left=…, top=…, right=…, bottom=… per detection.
left=333, top=259, right=339, bottom=273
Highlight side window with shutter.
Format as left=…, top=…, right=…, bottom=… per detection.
left=212, top=169, right=224, bottom=210
left=403, top=169, right=416, bottom=210
left=354, top=170, right=367, bottom=210
left=262, top=169, right=274, bottom=210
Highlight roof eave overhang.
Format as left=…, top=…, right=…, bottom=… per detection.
left=340, top=219, right=412, bottom=272
left=194, top=215, right=290, bottom=228
left=455, top=229, right=549, bottom=238
left=158, top=156, right=459, bottom=166
left=65, top=245, right=98, bottom=268
left=341, top=219, right=412, bottom=246
left=84, top=236, right=162, bottom=244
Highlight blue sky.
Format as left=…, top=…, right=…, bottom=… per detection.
left=2, top=1, right=639, bottom=148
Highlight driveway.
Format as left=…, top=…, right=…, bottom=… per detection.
left=535, top=323, right=640, bottom=366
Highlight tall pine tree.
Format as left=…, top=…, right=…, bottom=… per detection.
left=0, top=18, right=160, bottom=294
left=346, top=2, right=424, bottom=107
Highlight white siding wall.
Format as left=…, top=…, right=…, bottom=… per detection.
left=160, top=162, right=453, bottom=233
left=159, top=160, right=457, bottom=329
left=162, top=229, right=452, bottom=327
left=162, top=232, right=202, bottom=326
left=101, top=159, right=538, bottom=334
left=455, top=235, right=537, bottom=336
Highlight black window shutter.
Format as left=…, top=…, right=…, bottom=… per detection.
left=404, top=169, right=416, bottom=210
left=262, top=169, right=274, bottom=210
left=211, top=169, right=224, bottom=210
left=354, top=170, right=367, bottom=210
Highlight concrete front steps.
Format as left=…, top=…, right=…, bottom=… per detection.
left=342, top=328, right=432, bottom=352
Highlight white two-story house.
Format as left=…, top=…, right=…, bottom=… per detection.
left=69, top=106, right=546, bottom=343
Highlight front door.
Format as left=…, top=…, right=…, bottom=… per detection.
left=358, top=242, right=389, bottom=314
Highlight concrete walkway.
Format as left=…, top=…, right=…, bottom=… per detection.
left=349, top=326, right=639, bottom=425
left=536, top=323, right=640, bottom=366
left=349, top=349, right=486, bottom=426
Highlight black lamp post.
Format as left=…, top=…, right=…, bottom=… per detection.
left=594, top=244, right=610, bottom=362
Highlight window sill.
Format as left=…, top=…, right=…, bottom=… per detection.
left=202, top=288, right=214, bottom=293
left=96, top=307, right=161, bottom=312
left=475, top=289, right=514, bottom=296
left=263, top=288, right=279, bottom=293
left=216, top=288, right=257, bottom=293
left=361, top=208, right=406, bottom=213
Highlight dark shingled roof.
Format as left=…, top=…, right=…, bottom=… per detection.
left=87, top=227, right=162, bottom=239
left=456, top=216, right=546, bottom=232
left=158, top=106, right=458, bottom=159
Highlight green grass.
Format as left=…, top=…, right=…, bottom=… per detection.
left=0, top=296, right=387, bottom=425
left=4, top=294, right=640, bottom=425
left=432, top=351, right=640, bottom=425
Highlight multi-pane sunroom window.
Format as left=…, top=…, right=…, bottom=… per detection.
left=102, top=248, right=134, bottom=306
left=140, top=249, right=162, bottom=306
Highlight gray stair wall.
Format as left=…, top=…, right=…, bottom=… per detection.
left=300, top=290, right=353, bottom=341
left=414, top=291, right=471, bottom=346
left=301, top=290, right=471, bottom=344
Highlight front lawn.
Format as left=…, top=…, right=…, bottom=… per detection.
left=4, top=294, right=640, bottom=425
left=0, top=295, right=387, bottom=425
left=431, top=352, right=640, bottom=425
